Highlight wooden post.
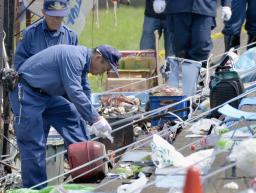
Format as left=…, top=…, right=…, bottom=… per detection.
left=154, top=30, right=162, bottom=85
left=0, top=0, right=5, bottom=157
left=2, top=0, right=16, bottom=157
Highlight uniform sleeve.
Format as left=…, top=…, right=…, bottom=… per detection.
left=59, top=55, right=99, bottom=124
left=81, top=72, right=92, bottom=100
left=221, top=0, right=231, bottom=7
left=14, top=29, right=32, bottom=70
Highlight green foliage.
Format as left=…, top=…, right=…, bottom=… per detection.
left=79, top=5, right=144, bottom=50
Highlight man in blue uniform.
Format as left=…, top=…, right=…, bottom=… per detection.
left=14, top=0, right=89, bottom=149
left=222, top=0, right=256, bottom=51
left=15, top=0, right=78, bottom=70
left=165, top=0, right=231, bottom=96
left=9, top=44, right=121, bottom=189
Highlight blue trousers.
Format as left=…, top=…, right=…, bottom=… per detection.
left=140, top=15, right=173, bottom=56
left=223, top=0, right=256, bottom=36
left=170, top=13, right=215, bottom=61
left=9, top=82, right=88, bottom=189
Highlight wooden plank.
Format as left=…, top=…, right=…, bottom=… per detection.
left=108, top=70, right=151, bottom=78
left=154, top=30, right=163, bottom=85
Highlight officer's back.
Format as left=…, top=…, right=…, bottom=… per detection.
left=19, top=45, right=88, bottom=96
left=167, top=0, right=221, bottom=16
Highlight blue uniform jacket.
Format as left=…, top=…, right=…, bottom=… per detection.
left=14, top=19, right=78, bottom=70
left=18, top=45, right=99, bottom=124
left=166, top=0, right=231, bottom=16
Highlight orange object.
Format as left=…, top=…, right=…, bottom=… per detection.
left=183, top=166, right=203, bottom=193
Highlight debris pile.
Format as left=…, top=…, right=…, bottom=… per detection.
left=98, top=94, right=141, bottom=117
left=151, top=85, right=183, bottom=96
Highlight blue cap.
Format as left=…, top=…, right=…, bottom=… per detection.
left=43, top=0, right=69, bottom=17
left=96, top=45, right=121, bottom=77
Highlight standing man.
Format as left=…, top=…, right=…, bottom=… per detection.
left=222, top=0, right=256, bottom=51
left=10, top=44, right=121, bottom=189
left=165, top=0, right=232, bottom=96
left=140, top=0, right=172, bottom=56
left=14, top=0, right=89, bottom=148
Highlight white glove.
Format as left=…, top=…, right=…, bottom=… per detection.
left=88, top=116, right=113, bottom=143
left=153, top=0, right=166, bottom=14
left=222, top=6, right=232, bottom=21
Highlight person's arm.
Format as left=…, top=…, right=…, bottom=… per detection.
left=81, top=72, right=92, bottom=101
left=59, top=55, right=99, bottom=124
left=14, top=29, right=32, bottom=70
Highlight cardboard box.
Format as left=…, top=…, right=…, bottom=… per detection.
left=106, top=77, right=155, bottom=92
left=118, top=50, right=157, bottom=72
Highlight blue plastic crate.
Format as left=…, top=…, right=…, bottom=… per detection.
left=91, top=91, right=149, bottom=110
left=149, top=95, right=189, bottom=126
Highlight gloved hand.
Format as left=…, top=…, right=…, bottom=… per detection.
left=153, top=0, right=166, bottom=14
left=88, top=116, right=114, bottom=143
left=222, top=6, right=232, bottom=21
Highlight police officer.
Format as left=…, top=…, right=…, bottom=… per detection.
left=9, top=44, right=121, bottom=189
left=165, top=0, right=232, bottom=96
left=140, top=0, right=172, bottom=55
left=15, top=0, right=78, bottom=70
left=222, top=0, right=256, bottom=51
left=14, top=0, right=89, bottom=149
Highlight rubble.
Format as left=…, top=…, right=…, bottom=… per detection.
left=98, top=94, right=141, bottom=117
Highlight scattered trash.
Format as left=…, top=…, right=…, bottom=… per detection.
left=198, top=98, right=210, bottom=112
left=229, top=139, right=256, bottom=176
left=190, top=135, right=220, bottom=151
left=223, top=181, right=239, bottom=190
left=189, top=118, right=221, bottom=135
left=216, top=138, right=234, bottom=150
left=117, top=173, right=148, bottom=193
left=111, top=164, right=143, bottom=179
left=151, top=135, right=215, bottom=173
left=151, top=134, right=185, bottom=168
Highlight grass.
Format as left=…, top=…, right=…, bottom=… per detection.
left=78, top=4, right=145, bottom=92
left=79, top=5, right=145, bottom=50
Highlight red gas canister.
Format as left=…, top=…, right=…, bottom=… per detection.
left=68, top=141, right=108, bottom=183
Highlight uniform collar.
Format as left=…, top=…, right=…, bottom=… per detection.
left=42, top=19, right=65, bottom=35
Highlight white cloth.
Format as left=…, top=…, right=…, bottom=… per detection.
left=221, top=6, right=232, bottom=21
left=153, top=0, right=166, bottom=14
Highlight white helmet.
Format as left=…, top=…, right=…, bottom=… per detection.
left=153, top=0, right=166, bottom=14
